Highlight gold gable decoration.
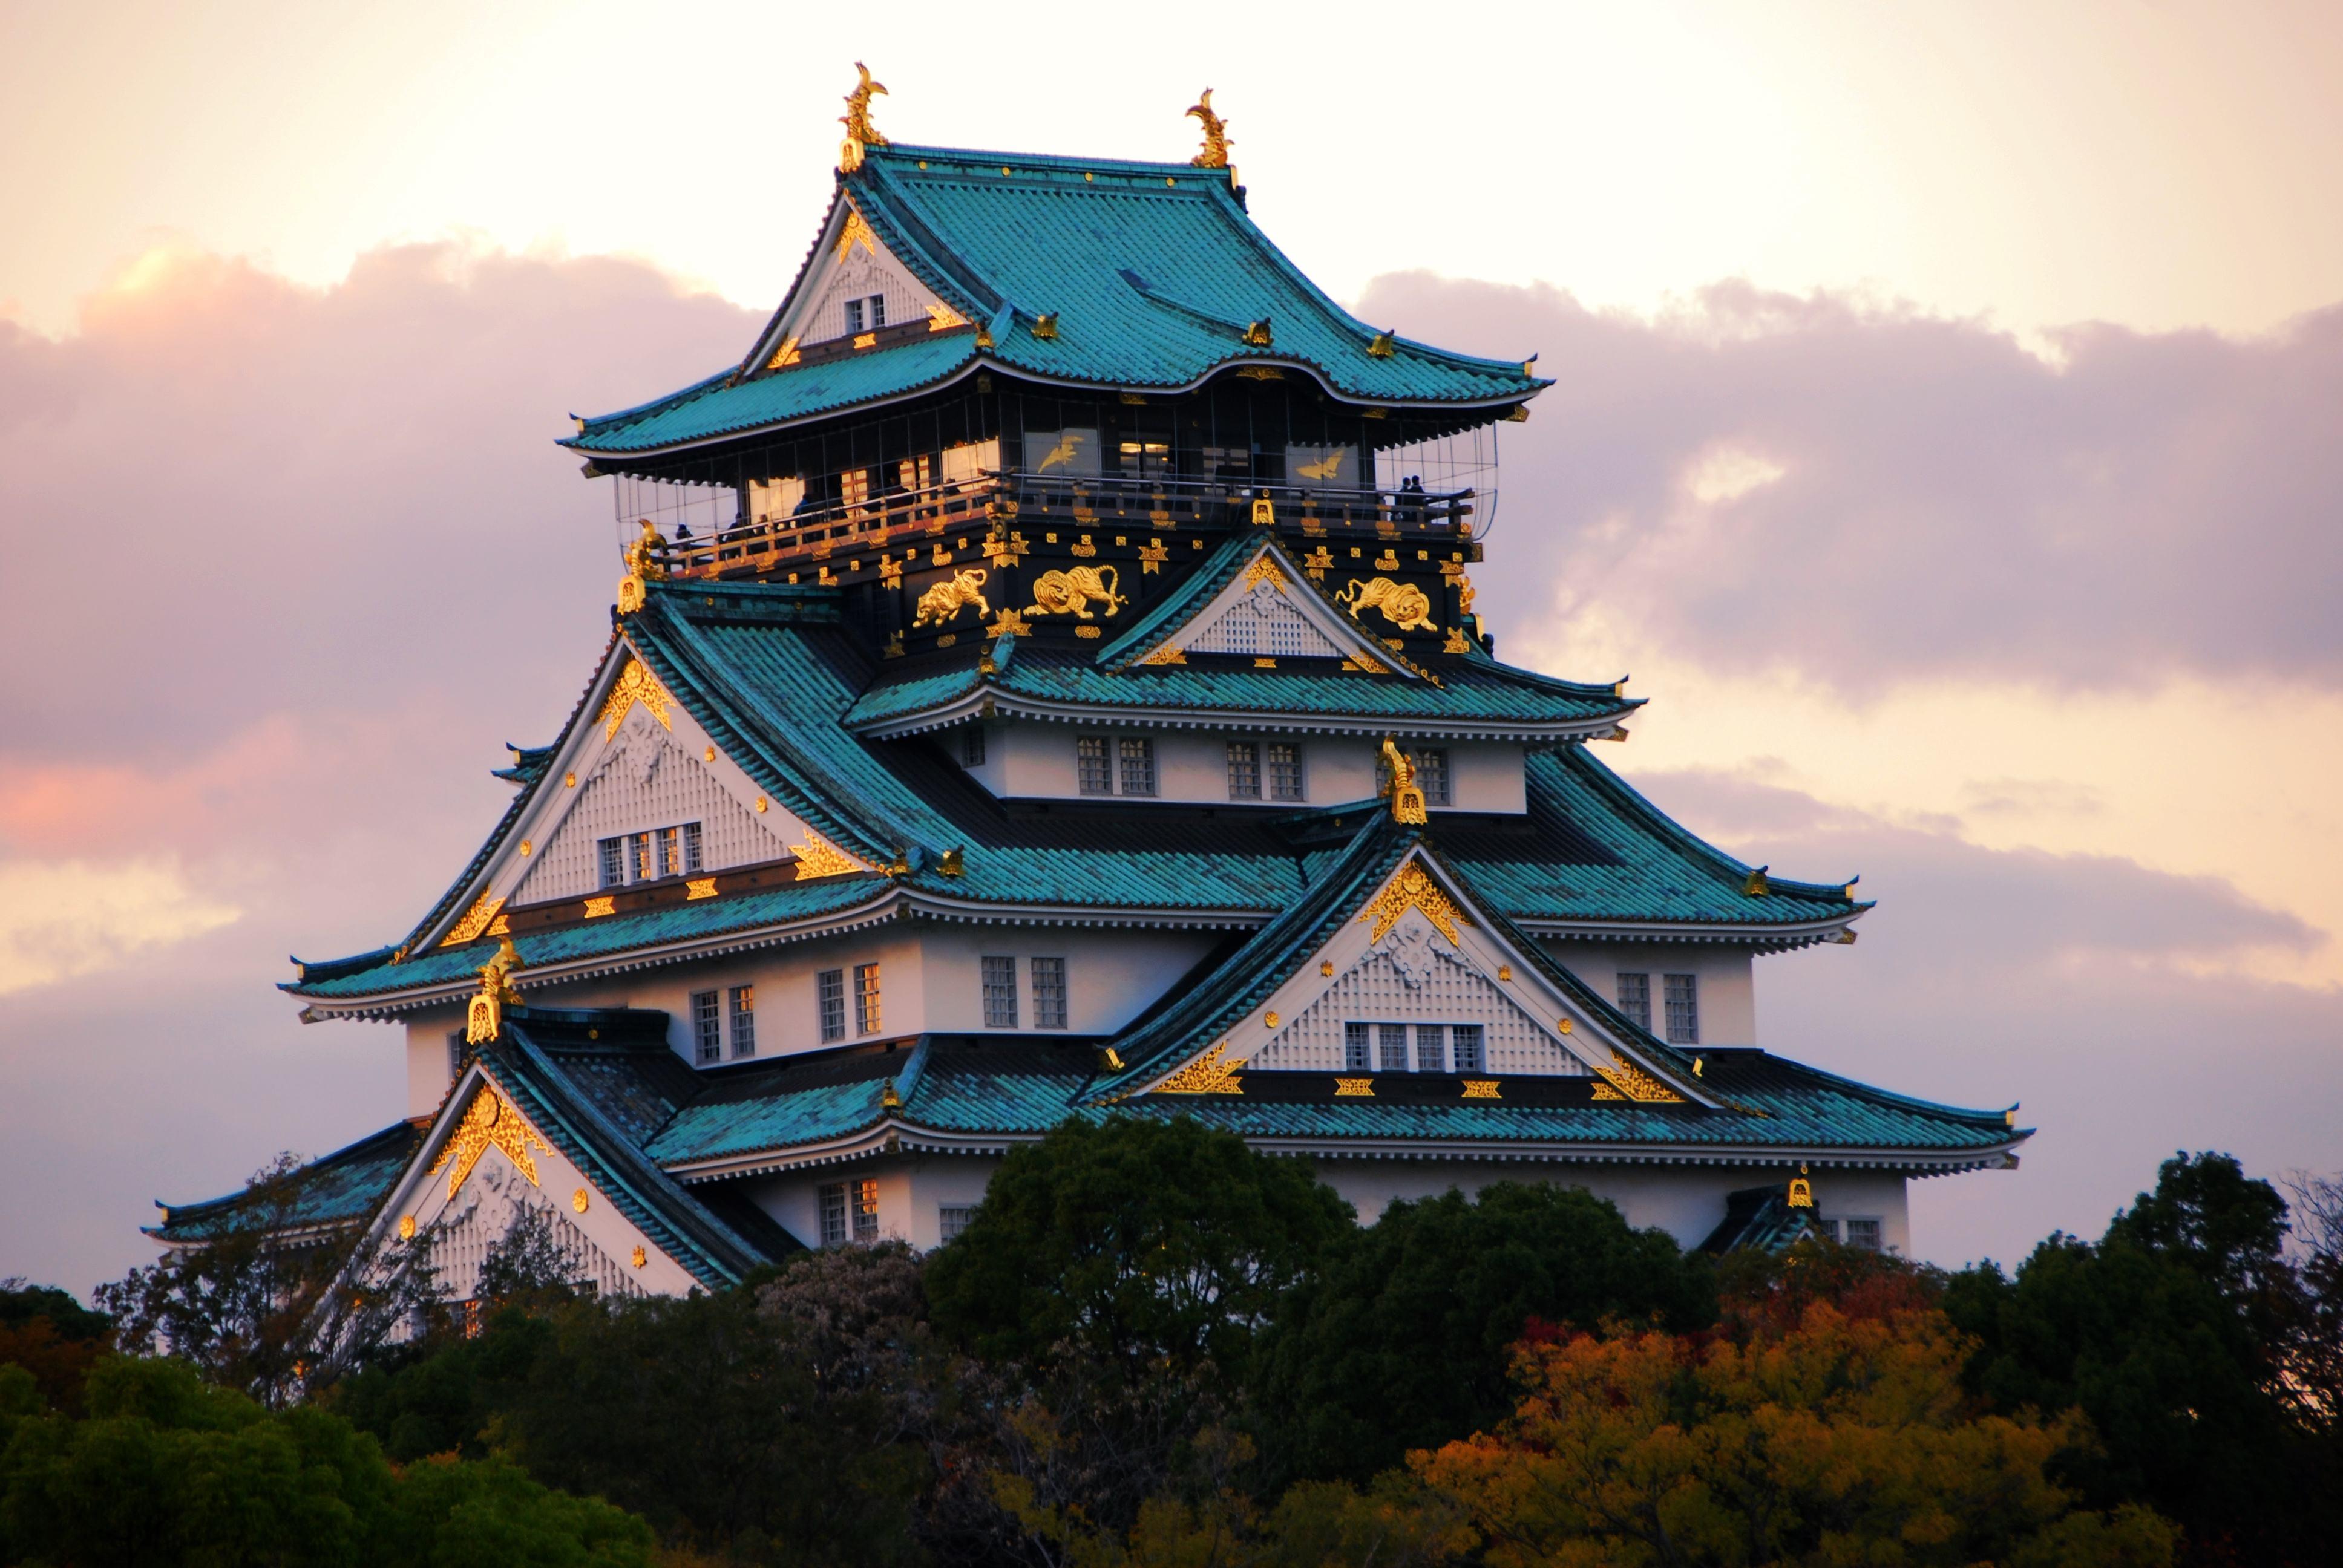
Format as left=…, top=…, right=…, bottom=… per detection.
left=599, top=658, right=674, bottom=739
left=1152, top=1041, right=1244, bottom=1096
left=1360, top=858, right=1467, bottom=944
left=1593, top=1049, right=1686, bottom=1105
left=834, top=207, right=879, bottom=263
left=790, top=828, right=876, bottom=881
left=428, top=1085, right=552, bottom=1200
left=1241, top=552, right=1290, bottom=595
left=439, top=891, right=506, bottom=948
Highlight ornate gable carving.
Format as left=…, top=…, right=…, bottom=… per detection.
left=1147, top=544, right=1403, bottom=668
left=775, top=206, right=952, bottom=351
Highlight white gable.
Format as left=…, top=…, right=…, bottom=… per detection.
left=756, top=202, right=962, bottom=366
left=1150, top=545, right=1411, bottom=671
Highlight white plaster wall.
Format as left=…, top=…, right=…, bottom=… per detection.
left=1542, top=941, right=1758, bottom=1047
left=404, top=1007, right=467, bottom=1120
left=1448, top=742, right=1527, bottom=813
left=742, top=1155, right=1001, bottom=1251
left=915, top=924, right=1219, bottom=1034
left=981, top=724, right=1517, bottom=813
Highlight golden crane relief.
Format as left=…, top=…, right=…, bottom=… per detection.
left=1380, top=739, right=1429, bottom=826
left=427, top=1085, right=552, bottom=1200
left=1187, top=88, right=1232, bottom=169
left=838, top=62, right=888, bottom=172
left=1033, top=430, right=1087, bottom=472
left=1294, top=448, right=1348, bottom=482
left=617, top=518, right=667, bottom=614
left=1337, top=576, right=1435, bottom=632
left=913, top=567, right=991, bottom=627
left=1025, top=565, right=1127, bottom=620
left=464, top=936, right=525, bottom=1044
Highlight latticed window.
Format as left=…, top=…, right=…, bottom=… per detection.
left=729, top=985, right=756, bottom=1059
left=692, top=990, right=721, bottom=1065
left=599, top=837, right=624, bottom=889
left=819, top=1183, right=848, bottom=1246
left=818, top=1178, right=880, bottom=1246
left=1415, top=748, right=1451, bottom=807
left=854, top=963, right=882, bottom=1034
left=818, top=969, right=845, bottom=1042
left=1119, top=737, right=1156, bottom=796
left=1415, top=1024, right=1446, bottom=1073
left=1031, top=956, right=1067, bottom=1028
left=1452, top=1024, right=1486, bottom=1074
left=981, top=956, right=1018, bottom=1027
left=1344, top=1022, right=1371, bottom=1071
left=1227, top=741, right=1260, bottom=799
left=962, top=726, right=986, bottom=767
left=598, top=821, right=703, bottom=887
left=1377, top=1024, right=1409, bottom=1072
left=681, top=822, right=703, bottom=874
left=1268, top=743, right=1304, bottom=802
left=939, top=1204, right=977, bottom=1243
left=1616, top=973, right=1651, bottom=1031
left=1077, top=736, right=1112, bottom=794
left=1663, top=974, right=1699, bottom=1045
left=1843, top=1218, right=1882, bottom=1252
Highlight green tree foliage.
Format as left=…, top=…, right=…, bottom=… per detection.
left=1250, top=1182, right=1714, bottom=1485
left=0, top=1354, right=653, bottom=1567
left=1945, top=1151, right=2343, bottom=1565
left=924, top=1117, right=1354, bottom=1380
left=0, top=1279, right=111, bottom=1414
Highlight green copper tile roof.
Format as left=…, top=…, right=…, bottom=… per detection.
left=149, top=1122, right=424, bottom=1243
left=568, top=145, right=1541, bottom=456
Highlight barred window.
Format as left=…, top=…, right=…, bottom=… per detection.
left=854, top=963, right=882, bottom=1035
left=842, top=298, right=865, bottom=334
left=962, top=726, right=986, bottom=768
left=1119, top=737, right=1156, bottom=796
left=681, top=822, right=703, bottom=874
left=1344, top=1022, right=1371, bottom=1071
left=981, top=956, right=1019, bottom=1028
left=599, top=837, right=624, bottom=890
left=597, top=821, right=704, bottom=887
left=1415, top=1024, right=1446, bottom=1073
left=1227, top=741, right=1260, bottom=799
left=854, top=1177, right=880, bottom=1241
left=1377, top=1023, right=1409, bottom=1072
left=1663, top=973, right=1699, bottom=1045
left=1452, top=1024, right=1486, bottom=1074
left=692, top=990, right=721, bottom=1065
left=634, top=831, right=657, bottom=881
left=939, top=1204, right=976, bottom=1243
left=867, top=294, right=886, bottom=330
left=729, top=985, right=756, bottom=1059
left=819, top=1182, right=848, bottom=1246
left=1077, top=736, right=1113, bottom=794
left=1415, top=748, right=1451, bottom=807
left=818, top=968, right=845, bottom=1042
left=1268, top=743, right=1304, bottom=802
left=1843, top=1217, right=1883, bottom=1252
left=1031, top=956, right=1067, bottom=1029
left=1616, top=973, right=1651, bottom=1031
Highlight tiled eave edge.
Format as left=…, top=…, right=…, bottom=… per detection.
left=851, top=687, right=1633, bottom=743
left=1515, top=910, right=1867, bottom=951
left=660, top=1119, right=2027, bottom=1185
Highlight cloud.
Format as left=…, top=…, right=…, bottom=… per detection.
left=1360, top=274, right=2343, bottom=696
left=0, top=858, right=240, bottom=995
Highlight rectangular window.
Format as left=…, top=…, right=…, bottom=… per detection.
left=1415, top=1024, right=1446, bottom=1074
left=1268, top=742, right=1304, bottom=802
left=981, top=956, right=1019, bottom=1028
left=867, top=294, right=886, bottom=330
left=692, top=990, right=721, bottom=1065
left=1843, top=1217, right=1883, bottom=1252
left=1227, top=741, right=1260, bottom=800
left=1663, top=973, right=1700, bottom=1045
left=1616, top=973, right=1651, bottom=1031
left=729, top=985, right=756, bottom=1059
left=819, top=1182, right=848, bottom=1246
left=599, top=837, right=624, bottom=890
left=1416, top=748, right=1452, bottom=807
left=1345, top=1022, right=1371, bottom=1071
left=854, top=1177, right=880, bottom=1241
left=818, top=969, right=845, bottom=1042
left=854, top=962, right=882, bottom=1035
left=1031, top=956, right=1067, bottom=1029
left=842, top=298, right=865, bottom=334
left=1118, top=737, right=1156, bottom=797
left=1452, top=1024, right=1486, bottom=1074
left=1377, top=1023, right=1409, bottom=1072
left=657, top=826, right=681, bottom=878
left=634, top=831, right=657, bottom=881
left=962, top=726, right=986, bottom=768
left=681, top=822, right=703, bottom=874
left=1077, top=736, right=1113, bottom=795
left=447, top=1029, right=466, bottom=1083
left=939, top=1204, right=976, bottom=1243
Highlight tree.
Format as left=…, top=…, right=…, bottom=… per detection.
left=925, top=1117, right=1354, bottom=1380
left=0, top=1279, right=111, bottom=1414
left=1412, top=1301, right=2178, bottom=1568
left=1250, top=1182, right=1713, bottom=1485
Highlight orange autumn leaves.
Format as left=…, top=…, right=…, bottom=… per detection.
left=1411, top=1302, right=2177, bottom=1568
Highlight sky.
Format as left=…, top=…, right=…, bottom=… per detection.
left=2, top=0, right=2338, bottom=1295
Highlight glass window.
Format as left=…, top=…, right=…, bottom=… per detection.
left=962, top=726, right=986, bottom=768
left=1664, top=974, right=1699, bottom=1045
left=1026, top=427, right=1099, bottom=477
left=1118, top=737, right=1156, bottom=797
left=1031, top=956, right=1067, bottom=1029
left=1415, top=1024, right=1446, bottom=1074
left=1286, top=443, right=1357, bottom=489
left=599, top=837, right=624, bottom=890
left=657, top=826, right=681, bottom=878
left=1415, top=749, right=1452, bottom=808
left=1377, top=1023, right=1409, bottom=1072
left=1452, top=1024, right=1486, bottom=1074
left=682, top=822, right=703, bottom=874
left=692, top=990, right=721, bottom=1065
left=729, top=985, right=756, bottom=1059
left=1268, top=743, right=1304, bottom=802
left=939, top=1204, right=976, bottom=1243
left=853, top=1177, right=880, bottom=1242
left=1843, top=1217, right=1883, bottom=1252
left=818, top=969, right=845, bottom=1042
left=1227, top=741, right=1260, bottom=799
left=1617, top=973, right=1651, bottom=1031
left=1077, top=736, right=1113, bottom=795
left=842, top=298, right=865, bottom=334
left=1344, top=1022, right=1371, bottom=1071
left=981, top=956, right=1018, bottom=1028
left=634, top=831, right=657, bottom=881
left=868, top=294, right=886, bottom=329
left=819, top=1182, right=848, bottom=1246
left=854, top=963, right=882, bottom=1035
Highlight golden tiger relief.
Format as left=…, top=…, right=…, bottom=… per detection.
left=1024, top=564, right=1127, bottom=621
left=1336, top=575, right=1434, bottom=632
left=913, top=567, right=990, bottom=627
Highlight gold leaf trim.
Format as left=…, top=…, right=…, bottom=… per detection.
left=1334, top=1077, right=1375, bottom=1097
left=1334, top=577, right=1435, bottom=631
left=1593, top=1050, right=1685, bottom=1104
left=1358, top=860, right=1469, bottom=944
left=685, top=878, right=718, bottom=900
left=600, top=659, right=673, bottom=739
left=1242, top=552, right=1289, bottom=594
left=1139, top=645, right=1187, bottom=665
left=791, top=828, right=873, bottom=880
left=1461, top=1079, right=1502, bottom=1100
left=582, top=895, right=616, bottom=919
left=427, top=1088, right=551, bottom=1200
left=439, top=892, right=506, bottom=947
left=1152, top=1041, right=1244, bottom=1096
